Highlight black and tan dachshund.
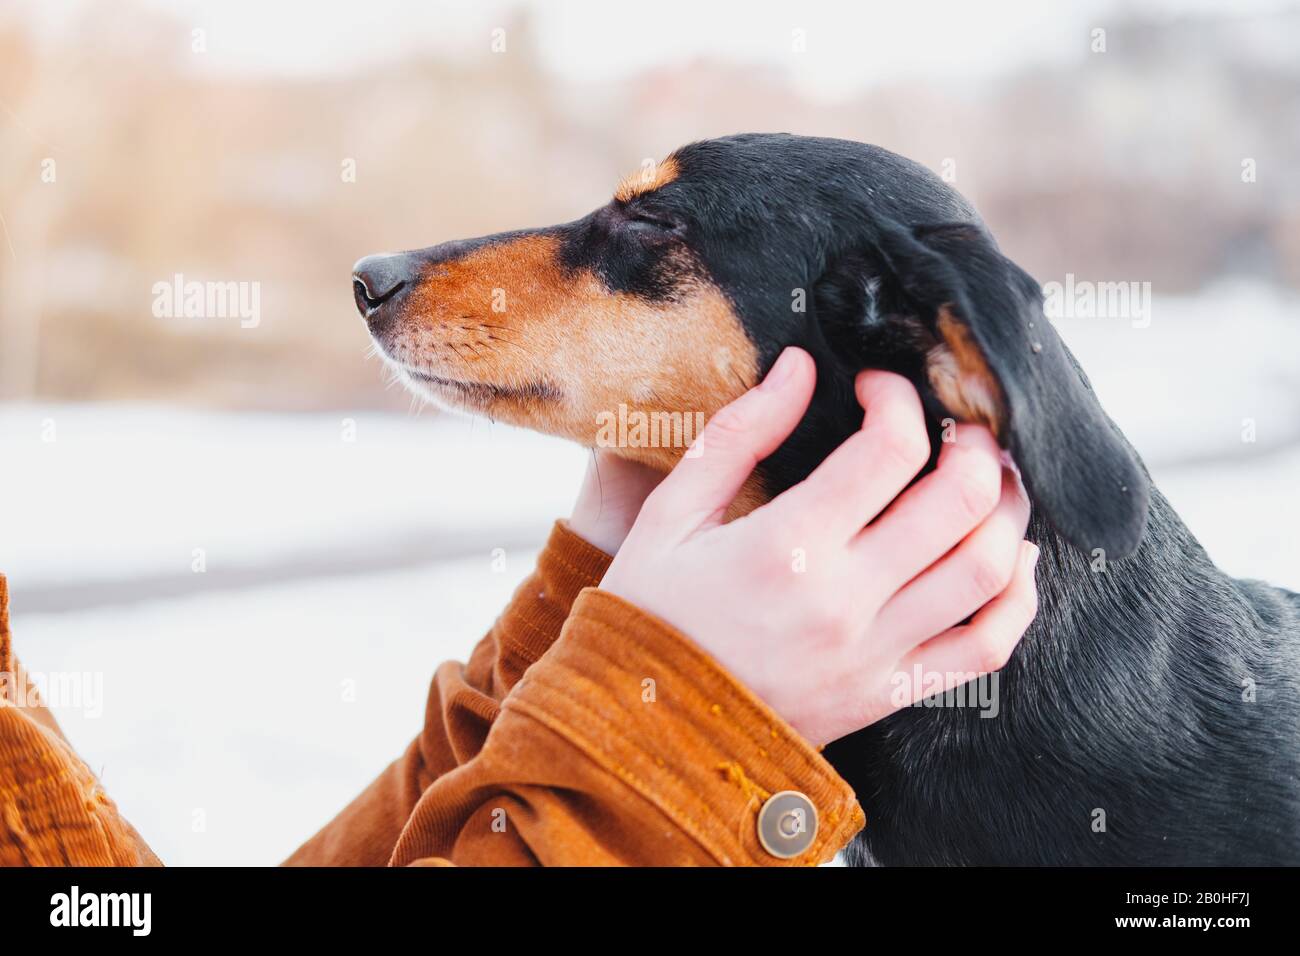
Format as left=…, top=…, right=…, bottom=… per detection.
left=352, top=133, right=1300, bottom=865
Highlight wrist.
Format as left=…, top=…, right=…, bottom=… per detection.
left=567, top=451, right=663, bottom=556
left=565, top=509, right=632, bottom=557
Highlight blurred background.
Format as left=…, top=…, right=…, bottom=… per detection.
left=1, top=0, right=1297, bottom=864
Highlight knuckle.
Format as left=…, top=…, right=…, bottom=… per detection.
left=704, top=404, right=750, bottom=441
left=803, top=455, right=856, bottom=504
left=969, top=552, right=1015, bottom=602
left=872, top=414, right=929, bottom=474
left=947, top=449, right=1000, bottom=520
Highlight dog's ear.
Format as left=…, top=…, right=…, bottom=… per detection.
left=870, top=220, right=1150, bottom=559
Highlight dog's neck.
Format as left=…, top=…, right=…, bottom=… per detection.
left=1025, top=484, right=1271, bottom=663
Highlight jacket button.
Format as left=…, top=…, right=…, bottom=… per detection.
left=757, top=790, right=818, bottom=859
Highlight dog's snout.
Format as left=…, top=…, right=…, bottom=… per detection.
left=352, top=253, right=413, bottom=321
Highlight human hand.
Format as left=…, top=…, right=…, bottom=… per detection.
left=601, top=347, right=1039, bottom=746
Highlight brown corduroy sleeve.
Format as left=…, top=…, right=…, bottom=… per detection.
left=388, top=589, right=865, bottom=866
left=283, top=521, right=613, bottom=865
left=0, top=576, right=161, bottom=866
left=1, top=520, right=865, bottom=868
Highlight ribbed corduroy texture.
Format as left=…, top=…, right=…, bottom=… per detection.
left=2, top=522, right=863, bottom=867
left=0, top=577, right=161, bottom=866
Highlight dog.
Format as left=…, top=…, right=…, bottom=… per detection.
left=352, top=133, right=1300, bottom=865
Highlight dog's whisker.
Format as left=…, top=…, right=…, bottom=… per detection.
left=485, top=334, right=529, bottom=354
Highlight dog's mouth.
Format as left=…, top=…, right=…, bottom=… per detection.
left=404, top=367, right=562, bottom=406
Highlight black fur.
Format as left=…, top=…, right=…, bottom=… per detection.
left=366, top=132, right=1300, bottom=864
left=632, top=134, right=1300, bottom=864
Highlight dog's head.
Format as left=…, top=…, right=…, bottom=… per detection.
left=354, top=133, right=1149, bottom=557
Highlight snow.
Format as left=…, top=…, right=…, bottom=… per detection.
left=2, top=283, right=1297, bottom=865
left=1050, top=280, right=1300, bottom=469
left=0, top=409, right=587, bottom=590
left=20, top=554, right=537, bottom=866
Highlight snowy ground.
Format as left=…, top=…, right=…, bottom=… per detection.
left=2, top=282, right=1298, bottom=865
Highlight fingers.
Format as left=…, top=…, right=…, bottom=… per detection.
left=772, top=370, right=929, bottom=538
left=872, top=467, right=1032, bottom=656
left=896, top=541, right=1040, bottom=689
left=642, top=347, right=815, bottom=533
left=854, top=422, right=1003, bottom=593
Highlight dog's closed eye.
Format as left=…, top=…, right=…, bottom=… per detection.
left=622, top=210, right=684, bottom=235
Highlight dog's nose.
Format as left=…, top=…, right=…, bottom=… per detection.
left=352, top=254, right=413, bottom=320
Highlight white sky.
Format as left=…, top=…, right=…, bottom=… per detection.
left=21, top=0, right=1299, bottom=98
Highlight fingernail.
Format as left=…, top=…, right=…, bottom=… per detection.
left=759, top=348, right=798, bottom=391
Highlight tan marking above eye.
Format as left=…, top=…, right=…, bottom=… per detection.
left=926, top=305, right=1007, bottom=439
left=613, top=154, right=681, bottom=203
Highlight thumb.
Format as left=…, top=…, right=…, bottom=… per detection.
left=646, top=347, right=816, bottom=532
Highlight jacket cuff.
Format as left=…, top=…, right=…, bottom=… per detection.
left=496, top=522, right=612, bottom=675
left=507, top=588, right=865, bottom=865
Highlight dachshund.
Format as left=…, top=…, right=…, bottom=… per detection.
left=352, top=133, right=1300, bottom=865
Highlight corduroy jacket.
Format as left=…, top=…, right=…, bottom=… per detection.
left=0, top=522, right=863, bottom=866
